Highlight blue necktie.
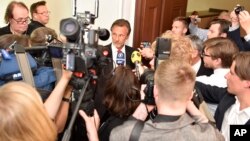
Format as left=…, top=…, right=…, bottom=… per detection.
left=116, top=50, right=125, bottom=66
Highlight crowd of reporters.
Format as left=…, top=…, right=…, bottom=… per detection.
left=1, top=1, right=250, bottom=141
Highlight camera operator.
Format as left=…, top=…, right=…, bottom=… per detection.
left=30, top=27, right=59, bottom=46
left=229, top=7, right=250, bottom=51
left=110, top=59, right=224, bottom=141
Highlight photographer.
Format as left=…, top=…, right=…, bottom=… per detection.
left=229, top=8, right=250, bottom=51
left=189, top=11, right=231, bottom=41
left=30, top=27, right=58, bottom=46
left=139, top=16, right=189, bottom=60
left=98, top=66, right=141, bottom=141
left=110, top=59, right=224, bottom=141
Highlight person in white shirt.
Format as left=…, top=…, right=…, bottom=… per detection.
left=189, top=11, right=231, bottom=41
left=197, top=37, right=239, bottom=115
left=195, top=52, right=250, bottom=141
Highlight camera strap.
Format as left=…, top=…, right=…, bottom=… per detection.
left=14, top=45, right=35, bottom=87
left=129, top=120, right=144, bottom=141
left=51, top=58, right=62, bottom=84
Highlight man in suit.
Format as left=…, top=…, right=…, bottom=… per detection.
left=103, top=18, right=137, bottom=69
left=196, top=52, right=250, bottom=141
left=95, top=19, right=138, bottom=120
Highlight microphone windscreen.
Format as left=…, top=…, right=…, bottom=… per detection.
left=99, top=28, right=110, bottom=41
left=131, top=51, right=142, bottom=63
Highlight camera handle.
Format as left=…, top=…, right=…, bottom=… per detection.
left=62, top=76, right=91, bottom=141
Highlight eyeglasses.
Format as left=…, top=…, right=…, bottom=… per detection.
left=12, top=17, right=30, bottom=24
left=36, top=11, right=51, bottom=16
left=201, top=52, right=212, bottom=58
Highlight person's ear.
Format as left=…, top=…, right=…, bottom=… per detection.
left=189, top=89, right=195, bottom=100
left=183, top=28, right=188, bottom=35
left=214, top=58, right=222, bottom=67
left=243, top=80, right=250, bottom=88
left=154, top=85, right=159, bottom=101
left=191, top=49, right=199, bottom=58
left=220, top=33, right=227, bottom=37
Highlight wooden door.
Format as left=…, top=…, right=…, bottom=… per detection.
left=133, top=0, right=188, bottom=48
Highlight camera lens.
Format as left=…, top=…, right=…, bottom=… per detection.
left=65, top=23, right=76, bottom=33
left=60, top=18, right=80, bottom=42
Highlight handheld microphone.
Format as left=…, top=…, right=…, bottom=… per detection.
left=131, top=51, right=142, bottom=79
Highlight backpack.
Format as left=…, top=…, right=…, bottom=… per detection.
left=0, top=51, right=56, bottom=100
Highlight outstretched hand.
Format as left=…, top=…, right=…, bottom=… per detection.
left=186, top=100, right=208, bottom=123
left=79, top=109, right=100, bottom=141
left=238, top=10, right=250, bottom=34
left=138, top=47, right=154, bottom=59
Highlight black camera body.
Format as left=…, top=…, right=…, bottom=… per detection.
left=235, top=5, right=244, bottom=15
left=140, top=37, right=171, bottom=105
left=154, top=37, right=171, bottom=69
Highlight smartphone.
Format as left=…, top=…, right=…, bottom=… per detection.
left=140, top=41, right=151, bottom=48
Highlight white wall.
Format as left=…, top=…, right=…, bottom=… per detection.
left=0, top=0, right=136, bottom=46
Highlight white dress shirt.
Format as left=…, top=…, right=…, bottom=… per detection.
left=111, top=43, right=126, bottom=68
left=196, top=68, right=229, bottom=88
left=221, top=97, right=250, bottom=141
left=192, top=59, right=202, bottom=75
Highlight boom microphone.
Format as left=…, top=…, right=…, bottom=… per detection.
left=131, top=51, right=142, bottom=79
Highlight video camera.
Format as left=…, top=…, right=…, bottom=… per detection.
left=59, top=2, right=111, bottom=116
left=60, top=12, right=110, bottom=74
left=61, top=1, right=111, bottom=141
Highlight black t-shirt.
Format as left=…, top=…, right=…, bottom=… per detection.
left=0, top=20, right=45, bottom=36
left=27, top=20, right=45, bottom=35
left=0, top=24, right=12, bottom=36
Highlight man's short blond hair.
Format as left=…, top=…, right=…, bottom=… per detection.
left=155, top=59, right=196, bottom=102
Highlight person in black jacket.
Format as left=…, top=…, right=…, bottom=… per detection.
left=0, top=1, right=30, bottom=36
left=228, top=9, right=250, bottom=51
left=196, top=51, right=250, bottom=141
left=27, top=1, right=50, bottom=35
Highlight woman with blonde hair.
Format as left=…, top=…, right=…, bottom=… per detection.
left=0, top=82, right=57, bottom=141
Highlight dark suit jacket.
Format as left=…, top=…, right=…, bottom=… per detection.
left=196, top=59, right=213, bottom=77
left=94, top=44, right=138, bottom=119
left=0, top=20, right=44, bottom=36
left=228, top=27, right=250, bottom=51
left=195, top=82, right=250, bottom=130
left=103, top=43, right=137, bottom=69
